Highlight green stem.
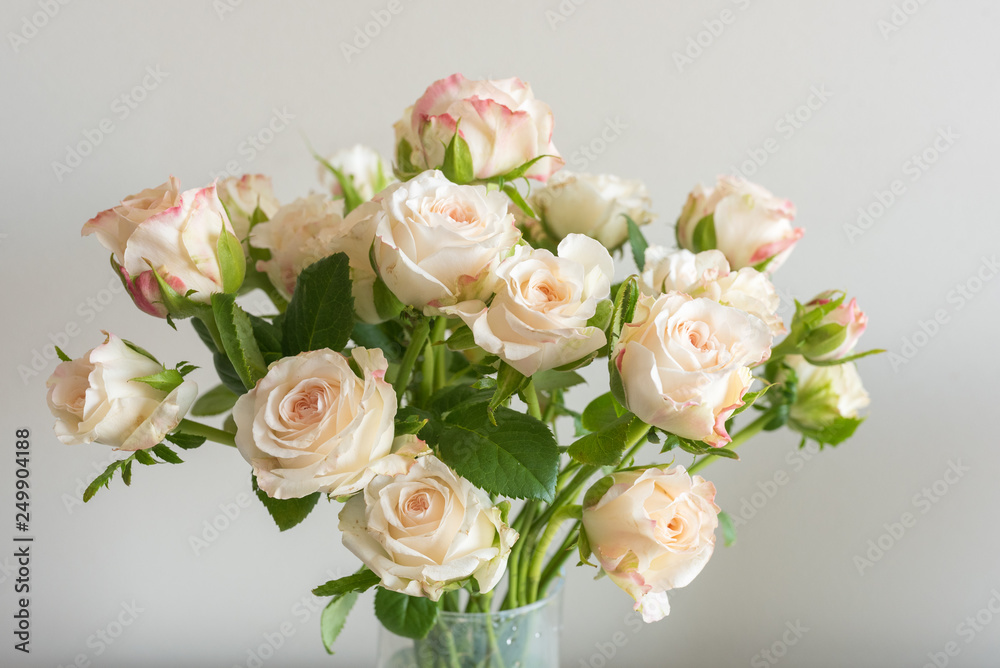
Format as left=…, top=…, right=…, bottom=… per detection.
left=431, top=317, right=447, bottom=393
left=503, top=501, right=536, bottom=610
left=175, top=419, right=236, bottom=447
left=688, top=410, right=774, bottom=475
left=522, top=380, right=542, bottom=420
left=542, top=388, right=561, bottom=424
left=538, top=525, right=579, bottom=596
left=527, top=505, right=580, bottom=602
left=420, top=335, right=436, bottom=406
left=393, top=319, right=430, bottom=400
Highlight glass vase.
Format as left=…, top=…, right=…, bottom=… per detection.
left=375, top=583, right=563, bottom=668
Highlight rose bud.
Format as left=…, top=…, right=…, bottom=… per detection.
left=339, top=455, right=518, bottom=600
left=215, top=174, right=280, bottom=241
left=395, top=73, right=563, bottom=182
left=83, top=180, right=245, bottom=318
left=530, top=171, right=654, bottom=251
left=784, top=355, right=870, bottom=445
left=582, top=466, right=720, bottom=622
left=676, top=176, right=803, bottom=273
left=791, top=290, right=868, bottom=361
left=317, top=144, right=394, bottom=202
left=46, top=333, right=197, bottom=451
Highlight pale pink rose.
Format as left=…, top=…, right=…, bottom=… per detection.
left=317, top=144, right=394, bottom=202
left=45, top=333, right=196, bottom=451
left=800, top=291, right=868, bottom=360
left=370, top=170, right=521, bottom=314
left=83, top=181, right=240, bottom=318
left=395, top=73, right=563, bottom=181
left=582, top=466, right=720, bottom=622
left=676, top=176, right=803, bottom=273
left=641, top=247, right=786, bottom=336
left=614, top=293, right=771, bottom=446
left=340, top=455, right=518, bottom=600
left=216, top=174, right=280, bottom=241
left=233, top=347, right=405, bottom=499
left=447, top=234, right=613, bottom=376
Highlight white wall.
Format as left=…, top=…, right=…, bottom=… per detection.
left=2, top=1, right=998, bottom=666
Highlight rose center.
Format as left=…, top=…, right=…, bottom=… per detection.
left=430, top=199, right=478, bottom=226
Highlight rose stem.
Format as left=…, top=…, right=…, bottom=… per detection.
left=687, top=409, right=775, bottom=475
left=174, top=419, right=236, bottom=447
left=522, top=380, right=542, bottom=420
left=392, top=318, right=430, bottom=399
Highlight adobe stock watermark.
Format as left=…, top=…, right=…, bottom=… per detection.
left=208, top=107, right=295, bottom=181
left=213, top=0, right=246, bottom=20
left=750, top=620, right=809, bottom=667
left=843, top=126, right=958, bottom=244
left=575, top=596, right=680, bottom=668
left=188, top=491, right=255, bottom=556
left=55, top=601, right=144, bottom=668
left=51, top=65, right=170, bottom=182
left=672, top=0, right=755, bottom=73
left=7, top=0, right=72, bottom=53
left=340, top=0, right=412, bottom=63
left=544, top=0, right=587, bottom=31
left=727, top=85, right=833, bottom=183
left=877, top=0, right=933, bottom=40
left=853, top=459, right=969, bottom=576
left=565, top=116, right=628, bottom=171
left=886, top=254, right=998, bottom=372
left=728, top=441, right=823, bottom=529
left=18, top=276, right=126, bottom=385
left=61, top=452, right=127, bottom=514
left=921, top=588, right=1000, bottom=668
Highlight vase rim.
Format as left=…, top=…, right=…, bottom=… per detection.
left=438, top=577, right=564, bottom=621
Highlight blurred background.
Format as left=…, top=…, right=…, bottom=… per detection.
left=2, top=1, right=998, bottom=666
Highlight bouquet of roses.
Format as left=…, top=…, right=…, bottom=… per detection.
left=46, top=73, right=878, bottom=666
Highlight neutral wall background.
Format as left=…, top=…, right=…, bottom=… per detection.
left=2, top=1, right=998, bottom=666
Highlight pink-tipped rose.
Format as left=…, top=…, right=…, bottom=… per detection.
left=798, top=290, right=868, bottom=361
left=676, top=176, right=803, bottom=273
left=395, top=73, right=563, bottom=182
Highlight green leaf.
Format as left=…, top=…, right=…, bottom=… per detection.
left=249, top=314, right=283, bottom=356
left=436, top=403, right=558, bottom=502
left=583, top=474, right=615, bottom=510
left=441, top=125, right=474, bottom=185
left=253, top=475, right=321, bottom=531
left=374, top=588, right=439, bottom=640
left=191, top=317, right=220, bottom=353
left=372, top=274, right=405, bottom=321
left=217, top=224, right=247, bottom=293
left=531, top=369, right=585, bottom=392
left=147, top=264, right=209, bottom=319
left=212, top=293, right=267, bottom=390
left=213, top=351, right=247, bottom=395
left=151, top=443, right=184, bottom=464
left=313, top=568, right=381, bottom=597
left=497, top=155, right=552, bottom=182
left=395, top=138, right=419, bottom=177
left=314, top=152, right=364, bottom=213
left=192, top=384, right=240, bottom=417
left=691, top=214, right=717, bottom=253
left=581, top=392, right=626, bottom=432
left=428, top=385, right=493, bottom=416
left=83, top=459, right=124, bottom=502
left=792, top=416, right=864, bottom=446
left=121, top=459, right=133, bottom=486
left=732, top=383, right=775, bottom=417
left=321, top=592, right=358, bottom=654
left=131, top=368, right=185, bottom=393
left=586, top=299, right=613, bottom=331
left=718, top=510, right=737, bottom=547
left=578, top=526, right=596, bottom=567
left=488, top=362, right=527, bottom=423
left=55, top=346, right=72, bottom=362
left=445, top=325, right=477, bottom=351
left=804, top=349, right=886, bottom=367
left=568, top=415, right=637, bottom=466
left=351, top=321, right=404, bottom=362
left=626, top=215, right=649, bottom=271
left=395, top=411, right=428, bottom=436
left=282, top=253, right=354, bottom=356
left=165, top=432, right=207, bottom=450
left=133, top=449, right=157, bottom=466
left=502, top=183, right=537, bottom=218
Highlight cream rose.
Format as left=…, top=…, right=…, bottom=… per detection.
left=395, top=73, right=562, bottom=181
left=614, top=293, right=772, bottom=446
left=250, top=195, right=380, bottom=323
left=45, top=333, right=197, bottom=451
left=318, top=144, right=394, bottom=202
left=786, top=355, right=870, bottom=439
left=216, top=174, right=280, bottom=241
left=339, top=455, right=518, bottom=600
left=83, top=180, right=241, bottom=318
left=233, top=347, right=401, bottom=499
left=796, top=291, right=868, bottom=361
left=676, top=176, right=803, bottom=272
left=447, top=234, right=613, bottom=376
left=641, top=247, right=785, bottom=335
left=370, top=170, right=521, bottom=313
left=531, top=172, right=654, bottom=250
left=582, top=466, right=720, bottom=622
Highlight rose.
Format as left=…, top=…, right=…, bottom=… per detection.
left=785, top=355, right=870, bottom=444
left=395, top=73, right=563, bottom=181
left=216, top=174, right=280, bottom=241
left=640, top=247, right=785, bottom=335
left=250, top=195, right=380, bottom=323
left=614, top=293, right=772, bottom=446
left=447, top=234, right=613, bottom=376
left=582, top=466, right=720, bottom=622
left=676, top=176, right=803, bottom=273
left=317, top=144, right=394, bottom=202
left=339, top=454, right=518, bottom=600
left=233, top=347, right=409, bottom=499
left=369, top=170, right=521, bottom=313
left=794, top=291, right=868, bottom=360
left=45, top=333, right=197, bottom=451
left=83, top=180, right=243, bottom=318
left=531, top=172, right=654, bottom=250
